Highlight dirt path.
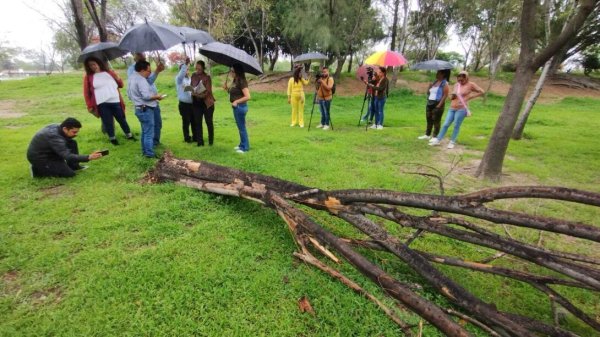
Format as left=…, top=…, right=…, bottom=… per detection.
left=251, top=73, right=600, bottom=104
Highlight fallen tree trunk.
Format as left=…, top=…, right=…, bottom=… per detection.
left=150, top=153, right=600, bottom=337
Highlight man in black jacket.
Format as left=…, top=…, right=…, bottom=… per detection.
left=27, top=118, right=104, bottom=178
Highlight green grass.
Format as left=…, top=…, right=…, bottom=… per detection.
left=1, top=71, right=599, bottom=336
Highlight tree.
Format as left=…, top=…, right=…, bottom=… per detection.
left=476, top=0, right=598, bottom=181
left=581, top=46, right=600, bottom=75
left=406, top=0, right=453, bottom=61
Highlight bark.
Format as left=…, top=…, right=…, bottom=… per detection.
left=150, top=153, right=600, bottom=336
left=84, top=0, right=108, bottom=42
left=476, top=0, right=597, bottom=181
left=70, top=0, right=88, bottom=50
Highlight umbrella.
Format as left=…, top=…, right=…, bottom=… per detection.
left=78, top=42, right=128, bottom=63
left=356, top=64, right=378, bottom=81
left=293, top=52, right=328, bottom=63
left=364, top=50, right=407, bottom=67
left=118, top=21, right=184, bottom=52
left=178, top=27, right=215, bottom=44
left=199, top=42, right=263, bottom=76
left=411, top=59, right=454, bottom=71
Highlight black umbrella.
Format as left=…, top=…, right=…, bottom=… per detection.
left=178, top=27, right=215, bottom=44
left=78, top=42, right=128, bottom=63
left=411, top=59, right=454, bottom=71
left=118, top=21, right=184, bottom=52
left=293, top=52, right=328, bottom=63
left=199, top=42, right=263, bottom=76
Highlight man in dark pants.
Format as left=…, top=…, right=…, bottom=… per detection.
left=190, top=60, right=216, bottom=146
left=175, top=58, right=194, bottom=142
left=27, top=118, right=104, bottom=178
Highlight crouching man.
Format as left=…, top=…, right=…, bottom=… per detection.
left=27, top=117, right=104, bottom=178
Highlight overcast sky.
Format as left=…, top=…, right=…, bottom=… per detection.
left=0, top=0, right=61, bottom=50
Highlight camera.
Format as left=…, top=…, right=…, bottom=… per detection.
left=366, top=67, right=374, bottom=81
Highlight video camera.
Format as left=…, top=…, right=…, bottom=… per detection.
left=365, top=66, right=374, bottom=81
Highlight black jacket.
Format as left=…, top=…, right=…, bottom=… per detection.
left=27, top=124, right=89, bottom=164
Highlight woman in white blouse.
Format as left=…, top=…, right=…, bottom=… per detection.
left=83, top=56, right=135, bottom=145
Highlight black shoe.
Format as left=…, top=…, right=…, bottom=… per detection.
left=126, top=135, right=137, bottom=141
left=110, top=139, right=120, bottom=145
left=144, top=154, right=159, bottom=159
left=197, top=143, right=205, bottom=147
left=184, top=138, right=192, bottom=143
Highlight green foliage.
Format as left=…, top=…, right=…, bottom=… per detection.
left=580, top=46, right=600, bottom=76
left=0, top=72, right=599, bottom=336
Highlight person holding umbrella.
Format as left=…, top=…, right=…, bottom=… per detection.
left=175, top=57, right=195, bottom=143
left=417, top=69, right=450, bottom=140
left=83, top=56, right=135, bottom=145
left=223, top=64, right=251, bottom=153
left=363, top=66, right=389, bottom=130
left=287, top=64, right=309, bottom=128
left=127, top=60, right=167, bottom=158
left=127, top=53, right=165, bottom=147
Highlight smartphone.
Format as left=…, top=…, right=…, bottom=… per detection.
left=100, top=149, right=109, bottom=156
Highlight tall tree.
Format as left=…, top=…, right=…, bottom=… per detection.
left=476, top=0, right=598, bottom=181
left=406, top=0, right=453, bottom=61
left=84, top=0, right=108, bottom=42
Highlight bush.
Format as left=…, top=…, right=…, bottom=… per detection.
left=580, top=53, right=600, bottom=76
left=501, top=62, right=517, bottom=72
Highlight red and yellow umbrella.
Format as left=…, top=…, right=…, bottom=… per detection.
left=364, top=50, right=408, bottom=67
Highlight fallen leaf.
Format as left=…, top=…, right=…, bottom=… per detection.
left=298, top=296, right=315, bottom=315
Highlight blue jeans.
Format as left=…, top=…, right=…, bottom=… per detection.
left=233, top=103, right=249, bottom=151
left=374, top=97, right=386, bottom=126
left=436, top=108, right=467, bottom=142
left=319, top=99, right=331, bottom=126
left=135, top=106, right=157, bottom=157
left=98, top=102, right=131, bottom=139
left=153, top=104, right=162, bottom=146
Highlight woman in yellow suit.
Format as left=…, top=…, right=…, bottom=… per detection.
left=287, top=65, right=309, bottom=127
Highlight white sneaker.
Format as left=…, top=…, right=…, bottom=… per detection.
left=316, top=124, right=323, bottom=128
left=236, top=149, right=246, bottom=154
left=418, top=135, right=431, bottom=140
left=429, top=138, right=440, bottom=146
left=377, top=125, right=383, bottom=130
left=299, top=125, right=304, bottom=128
left=323, top=125, right=330, bottom=130
left=447, top=141, right=455, bottom=149
left=369, top=124, right=377, bottom=129
left=234, top=146, right=240, bottom=150
left=290, top=123, right=296, bottom=127
left=428, top=137, right=438, bottom=143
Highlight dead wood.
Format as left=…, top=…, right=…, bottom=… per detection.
left=150, top=153, right=600, bottom=336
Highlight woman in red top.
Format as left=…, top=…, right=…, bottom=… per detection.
left=83, top=56, right=135, bottom=145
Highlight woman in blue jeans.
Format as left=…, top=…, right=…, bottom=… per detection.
left=429, top=71, right=484, bottom=149
left=223, top=64, right=251, bottom=153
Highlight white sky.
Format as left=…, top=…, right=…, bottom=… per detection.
left=0, top=0, right=61, bottom=50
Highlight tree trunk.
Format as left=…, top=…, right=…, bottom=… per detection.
left=482, top=53, right=502, bottom=104
left=390, top=0, right=400, bottom=51
left=84, top=0, right=108, bottom=42
left=512, top=59, right=553, bottom=140
left=476, top=66, right=535, bottom=180
left=476, top=0, right=596, bottom=181
left=347, top=51, right=353, bottom=73
left=70, top=0, right=88, bottom=50
left=268, top=52, right=278, bottom=72
left=399, top=0, right=409, bottom=54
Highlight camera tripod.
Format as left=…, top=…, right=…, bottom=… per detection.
left=357, top=82, right=375, bottom=131
left=308, top=81, right=334, bottom=132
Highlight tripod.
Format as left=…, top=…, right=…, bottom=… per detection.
left=357, top=83, right=374, bottom=129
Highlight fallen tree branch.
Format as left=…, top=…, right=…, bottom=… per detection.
left=149, top=153, right=600, bottom=336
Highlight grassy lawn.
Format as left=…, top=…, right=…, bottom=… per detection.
left=0, top=70, right=599, bottom=336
